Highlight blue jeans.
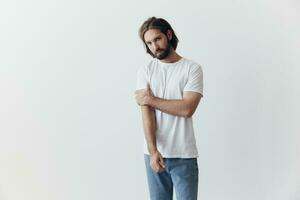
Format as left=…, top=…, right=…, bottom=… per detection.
left=144, top=154, right=199, bottom=200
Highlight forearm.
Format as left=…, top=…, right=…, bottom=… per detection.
left=141, top=105, right=157, bottom=154
left=148, top=96, right=192, bottom=118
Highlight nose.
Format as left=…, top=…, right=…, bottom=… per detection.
left=153, top=42, right=159, bottom=51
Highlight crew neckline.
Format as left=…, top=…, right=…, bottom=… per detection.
left=157, top=57, right=185, bottom=66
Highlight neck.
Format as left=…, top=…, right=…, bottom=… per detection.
left=159, top=49, right=182, bottom=63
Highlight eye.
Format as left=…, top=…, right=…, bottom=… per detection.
left=154, top=37, right=161, bottom=42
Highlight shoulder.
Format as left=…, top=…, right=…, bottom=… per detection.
left=138, top=59, right=157, bottom=73
left=182, top=57, right=203, bottom=72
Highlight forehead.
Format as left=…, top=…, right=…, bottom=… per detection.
left=144, top=29, right=164, bottom=42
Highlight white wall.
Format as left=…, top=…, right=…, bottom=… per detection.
left=0, top=0, right=299, bottom=199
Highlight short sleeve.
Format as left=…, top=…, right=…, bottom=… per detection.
left=183, top=64, right=204, bottom=96
left=136, top=66, right=149, bottom=90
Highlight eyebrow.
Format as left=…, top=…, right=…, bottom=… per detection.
left=145, top=35, right=161, bottom=44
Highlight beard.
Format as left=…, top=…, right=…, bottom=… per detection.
left=153, top=42, right=172, bottom=60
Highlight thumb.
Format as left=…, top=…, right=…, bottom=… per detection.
left=159, top=156, right=165, bottom=168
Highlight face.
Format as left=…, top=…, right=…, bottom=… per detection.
left=144, top=29, right=172, bottom=60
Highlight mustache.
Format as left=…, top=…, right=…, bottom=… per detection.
left=155, top=49, right=164, bottom=53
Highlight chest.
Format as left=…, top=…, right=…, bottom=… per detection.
left=149, top=66, right=188, bottom=99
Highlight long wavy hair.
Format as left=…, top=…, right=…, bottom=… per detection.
left=139, top=17, right=179, bottom=56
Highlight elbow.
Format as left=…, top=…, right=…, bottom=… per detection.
left=183, top=109, right=195, bottom=118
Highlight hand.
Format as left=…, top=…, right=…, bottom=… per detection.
left=135, top=83, right=154, bottom=106
left=150, top=150, right=166, bottom=173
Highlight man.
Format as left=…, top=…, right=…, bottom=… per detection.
left=135, top=17, right=204, bottom=200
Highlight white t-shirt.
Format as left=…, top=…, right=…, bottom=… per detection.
left=136, top=57, right=203, bottom=158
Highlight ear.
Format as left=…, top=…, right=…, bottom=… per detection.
left=167, top=30, right=173, bottom=41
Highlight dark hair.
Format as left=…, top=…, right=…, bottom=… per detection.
left=139, top=17, right=179, bottom=55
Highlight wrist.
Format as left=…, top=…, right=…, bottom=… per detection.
left=149, top=146, right=158, bottom=155
left=147, top=95, right=155, bottom=106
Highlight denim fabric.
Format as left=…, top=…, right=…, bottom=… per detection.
left=144, top=154, right=199, bottom=200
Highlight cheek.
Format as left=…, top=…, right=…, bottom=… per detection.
left=147, top=45, right=154, bottom=52
left=159, top=41, right=167, bottom=49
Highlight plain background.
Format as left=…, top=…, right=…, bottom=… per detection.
left=0, top=0, right=299, bottom=199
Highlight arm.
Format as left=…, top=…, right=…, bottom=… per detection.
left=140, top=105, right=157, bottom=154
left=135, top=64, right=204, bottom=118
left=140, top=105, right=165, bottom=172
left=148, top=91, right=202, bottom=118
left=136, top=85, right=202, bottom=118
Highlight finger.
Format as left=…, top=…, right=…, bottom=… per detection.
left=155, top=164, right=164, bottom=173
left=157, top=165, right=165, bottom=173
left=135, top=89, right=145, bottom=94
left=159, top=162, right=165, bottom=169
left=151, top=164, right=159, bottom=173
left=159, top=157, right=166, bottom=168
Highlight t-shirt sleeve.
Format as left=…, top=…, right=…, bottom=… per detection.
left=136, top=66, right=149, bottom=90
left=183, top=64, right=204, bottom=96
